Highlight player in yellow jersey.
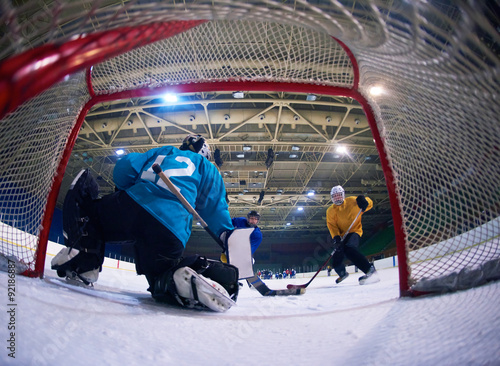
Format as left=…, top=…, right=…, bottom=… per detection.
left=326, top=185, right=379, bottom=285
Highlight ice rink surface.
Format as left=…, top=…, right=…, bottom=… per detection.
left=1, top=248, right=499, bottom=366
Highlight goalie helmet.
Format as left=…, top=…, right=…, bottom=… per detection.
left=180, top=134, right=211, bottom=160
left=330, top=185, right=345, bottom=205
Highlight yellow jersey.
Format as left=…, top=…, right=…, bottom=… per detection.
left=326, top=196, right=373, bottom=238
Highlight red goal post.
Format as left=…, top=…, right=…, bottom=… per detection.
left=0, top=1, right=498, bottom=297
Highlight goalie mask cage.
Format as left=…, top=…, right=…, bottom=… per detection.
left=0, top=1, right=498, bottom=296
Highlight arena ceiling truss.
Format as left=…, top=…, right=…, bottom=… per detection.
left=61, top=90, right=392, bottom=240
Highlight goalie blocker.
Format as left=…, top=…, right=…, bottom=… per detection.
left=220, top=228, right=255, bottom=279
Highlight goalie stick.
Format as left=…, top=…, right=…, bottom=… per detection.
left=286, top=209, right=363, bottom=290
left=152, top=163, right=304, bottom=297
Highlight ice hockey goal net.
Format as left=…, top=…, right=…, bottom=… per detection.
left=0, top=1, right=498, bottom=296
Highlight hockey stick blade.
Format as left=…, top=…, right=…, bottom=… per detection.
left=286, top=283, right=307, bottom=290
left=268, top=287, right=306, bottom=296
left=247, top=275, right=305, bottom=296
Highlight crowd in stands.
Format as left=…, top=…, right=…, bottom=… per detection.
left=256, top=269, right=296, bottom=280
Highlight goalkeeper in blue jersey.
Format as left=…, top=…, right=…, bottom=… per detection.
left=52, top=135, right=240, bottom=311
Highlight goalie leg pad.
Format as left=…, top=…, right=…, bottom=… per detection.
left=173, top=266, right=235, bottom=312
left=151, top=255, right=239, bottom=311
left=202, top=259, right=240, bottom=299
left=62, top=169, right=102, bottom=253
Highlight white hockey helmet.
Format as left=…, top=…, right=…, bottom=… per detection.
left=330, top=185, right=345, bottom=205
left=180, top=134, right=211, bottom=160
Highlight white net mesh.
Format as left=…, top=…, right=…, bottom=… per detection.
left=351, top=2, right=500, bottom=289
left=91, top=21, right=354, bottom=92
left=0, top=1, right=498, bottom=291
left=0, top=72, right=89, bottom=273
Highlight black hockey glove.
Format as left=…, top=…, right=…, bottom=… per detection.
left=356, top=195, right=369, bottom=211
left=331, top=235, right=342, bottom=250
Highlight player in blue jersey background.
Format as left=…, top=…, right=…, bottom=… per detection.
left=231, top=210, right=262, bottom=254
left=220, top=210, right=262, bottom=270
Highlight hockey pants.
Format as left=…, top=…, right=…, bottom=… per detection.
left=331, top=233, right=372, bottom=276
left=94, top=190, right=184, bottom=289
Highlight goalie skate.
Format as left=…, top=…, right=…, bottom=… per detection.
left=173, top=266, right=236, bottom=312
left=51, top=247, right=100, bottom=285
left=64, top=268, right=99, bottom=286
left=59, top=270, right=97, bottom=287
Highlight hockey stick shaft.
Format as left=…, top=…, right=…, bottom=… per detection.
left=287, top=208, right=363, bottom=289
left=152, top=163, right=225, bottom=251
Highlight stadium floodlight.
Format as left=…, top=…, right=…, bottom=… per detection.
left=369, top=86, right=384, bottom=96
left=115, top=149, right=125, bottom=156
left=162, top=93, right=178, bottom=102
left=336, top=145, right=348, bottom=154
left=232, top=91, right=244, bottom=99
